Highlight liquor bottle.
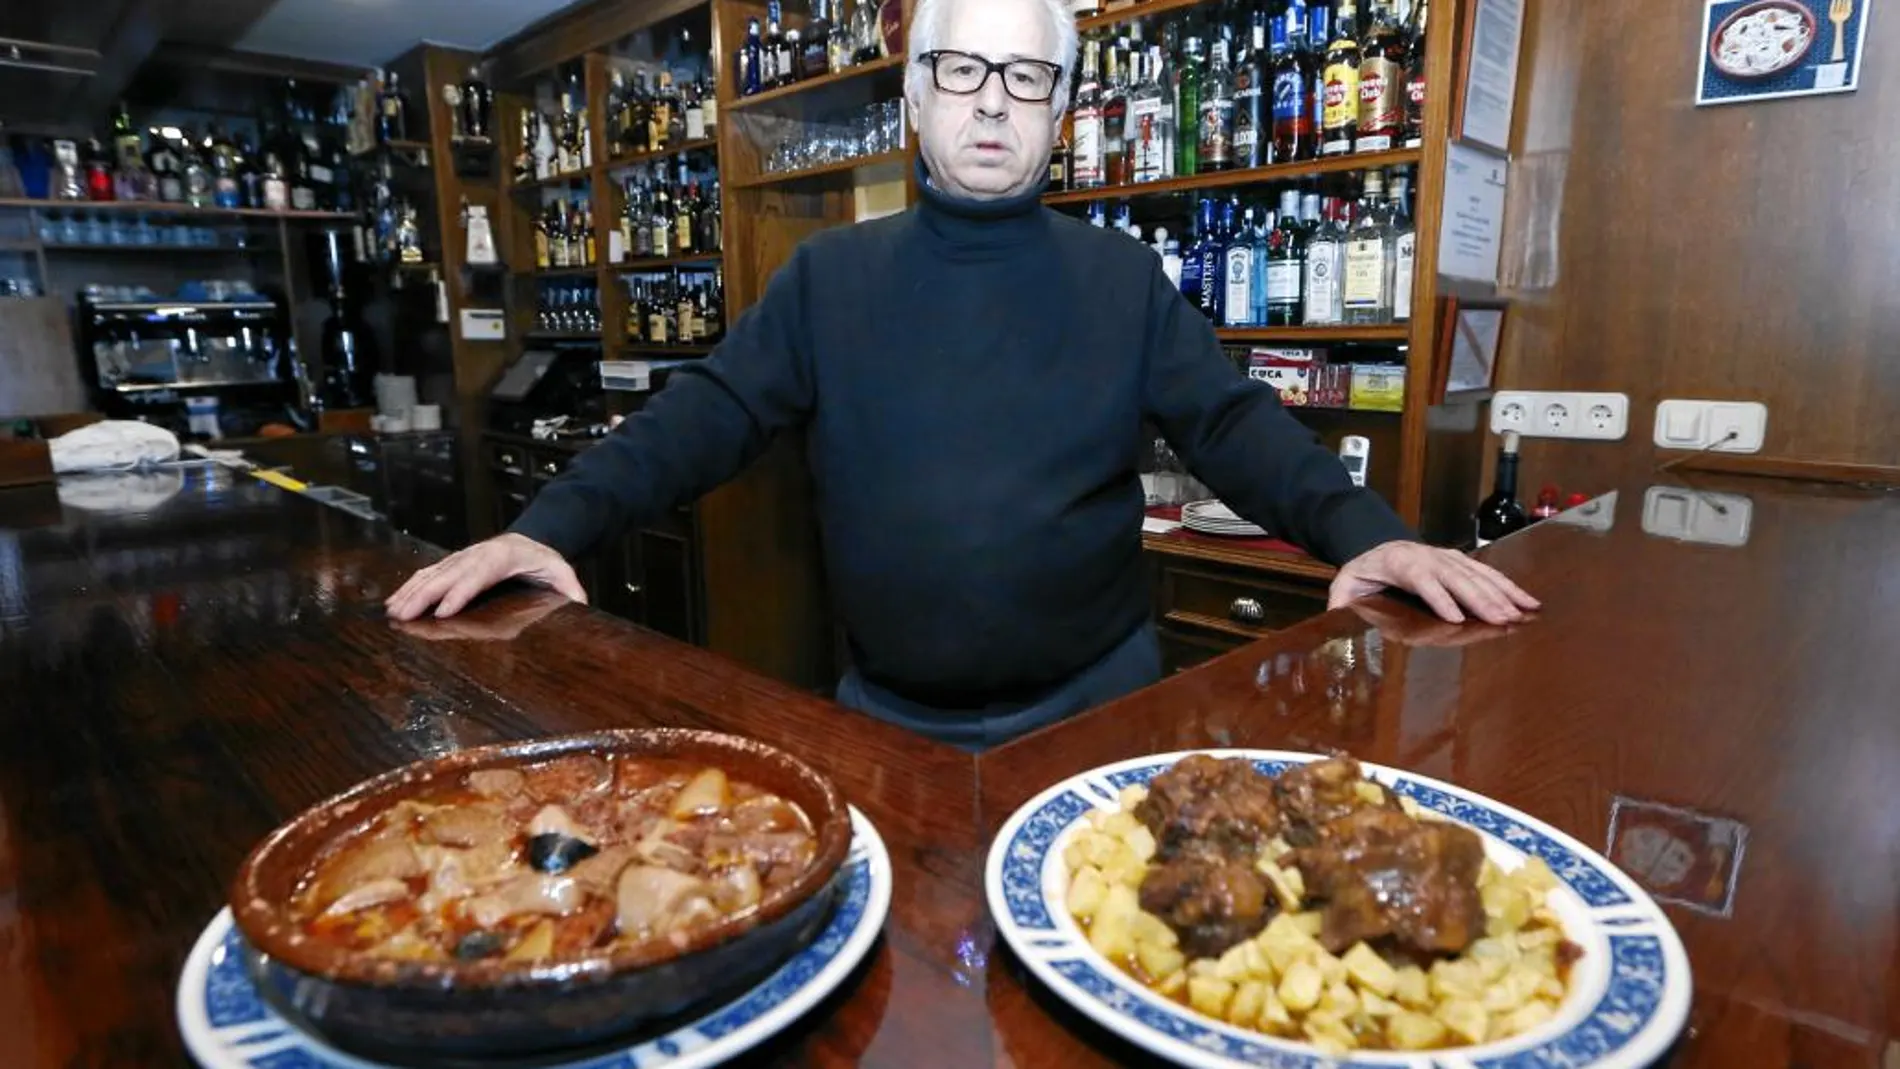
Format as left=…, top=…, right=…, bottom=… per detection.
left=1199, top=198, right=1229, bottom=320
left=237, top=136, right=263, bottom=208
left=685, top=81, right=707, bottom=141
left=1357, top=0, right=1406, bottom=152
left=181, top=135, right=212, bottom=207
left=648, top=279, right=671, bottom=344
left=1321, top=2, right=1360, bottom=156
left=1475, top=431, right=1528, bottom=547
left=675, top=169, right=695, bottom=254
left=608, top=71, right=630, bottom=149
left=765, top=2, right=791, bottom=88
left=261, top=151, right=289, bottom=211
left=1178, top=199, right=1205, bottom=306
left=111, top=102, right=146, bottom=197
left=534, top=107, right=557, bottom=179
left=584, top=199, right=599, bottom=266
left=849, top=0, right=881, bottom=63
left=1222, top=204, right=1255, bottom=327
left=663, top=72, right=687, bottom=147
left=1102, top=44, right=1129, bottom=186
left=462, top=65, right=493, bottom=141
left=1265, top=189, right=1306, bottom=325
left=1048, top=123, right=1071, bottom=191
left=1232, top=9, right=1267, bottom=169
left=1199, top=38, right=1235, bottom=172
left=1403, top=0, right=1429, bottom=149
left=1303, top=193, right=1345, bottom=324
left=700, top=72, right=718, bottom=136
left=378, top=70, right=408, bottom=144
left=1271, top=7, right=1315, bottom=162
left=741, top=18, right=765, bottom=96
left=515, top=112, right=536, bottom=183
left=1175, top=34, right=1203, bottom=176
left=804, top=0, right=833, bottom=79
left=150, top=131, right=183, bottom=202
left=208, top=124, right=241, bottom=208
left=1389, top=168, right=1416, bottom=320
left=1248, top=204, right=1273, bottom=325
left=826, top=0, right=854, bottom=72
left=625, top=279, right=646, bottom=342
left=1072, top=39, right=1105, bottom=189
left=676, top=284, right=697, bottom=344
left=1129, top=49, right=1168, bottom=183
left=1342, top=170, right=1392, bottom=324
left=1306, top=2, right=1332, bottom=159
left=289, top=136, right=318, bottom=211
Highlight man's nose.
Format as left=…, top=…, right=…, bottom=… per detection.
left=974, top=69, right=1011, bottom=120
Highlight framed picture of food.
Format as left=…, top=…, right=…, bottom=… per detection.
left=1696, top=0, right=1873, bottom=105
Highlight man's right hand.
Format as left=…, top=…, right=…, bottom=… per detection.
left=384, top=533, right=587, bottom=621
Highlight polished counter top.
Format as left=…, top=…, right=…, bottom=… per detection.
left=1, top=470, right=1893, bottom=1067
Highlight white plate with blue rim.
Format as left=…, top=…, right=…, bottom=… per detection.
left=177, top=807, right=891, bottom=1069
left=985, top=751, right=1692, bottom=1069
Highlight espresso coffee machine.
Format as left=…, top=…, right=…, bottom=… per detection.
left=76, top=292, right=304, bottom=439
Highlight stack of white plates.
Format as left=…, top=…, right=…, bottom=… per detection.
left=1180, top=499, right=1268, bottom=538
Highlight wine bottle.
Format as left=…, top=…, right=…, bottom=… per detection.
left=1475, top=431, right=1529, bottom=547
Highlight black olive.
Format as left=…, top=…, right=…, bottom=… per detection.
left=527, top=832, right=599, bottom=874
left=454, top=930, right=507, bottom=960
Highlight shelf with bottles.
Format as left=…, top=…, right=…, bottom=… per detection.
left=620, top=342, right=715, bottom=356
left=352, top=139, right=434, bottom=159
left=1071, top=162, right=1419, bottom=335
left=607, top=137, right=720, bottom=170
left=1217, top=325, right=1409, bottom=343
left=613, top=253, right=723, bottom=271
left=534, top=265, right=600, bottom=279
left=729, top=0, right=905, bottom=117
left=510, top=59, right=600, bottom=192
left=0, top=197, right=356, bottom=222
left=619, top=266, right=726, bottom=350
left=604, top=154, right=722, bottom=265
left=533, top=277, right=604, bottom=336
left=1051, top=0, right=1430, bottom=203
left=527, top=187, right=602, bottom=273
left=600, top=7, right=720, bottom=168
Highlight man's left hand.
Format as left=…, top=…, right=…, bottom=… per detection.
left=1329, top=541, right=1540, bottom=625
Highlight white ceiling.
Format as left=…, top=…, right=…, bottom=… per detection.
left=234, top=0, right=579, bottom=68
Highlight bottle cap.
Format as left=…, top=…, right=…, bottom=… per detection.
left=1502, top=430, right=1521, bottom=452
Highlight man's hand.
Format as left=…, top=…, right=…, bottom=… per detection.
left=1329, top=541, right=1539, bottom=625
left=384, top=533, right=587, bottom=621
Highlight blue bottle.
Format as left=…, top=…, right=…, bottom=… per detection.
left=1250, top=202, right=1274, bottom=325
left=1199, top=198, right=1229, bottom=321
left=1178, top=198, right=1205, bottom=305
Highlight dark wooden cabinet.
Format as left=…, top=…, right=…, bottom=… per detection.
left=1148, top=551, right=1331, bottom=673
left=482, top=433, right=705, bottom=646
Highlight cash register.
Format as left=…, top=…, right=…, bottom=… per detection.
left=486, top=341, right=610, bottom=440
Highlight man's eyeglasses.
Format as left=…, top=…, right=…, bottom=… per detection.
left=916, top=50, right=1064, bottom=104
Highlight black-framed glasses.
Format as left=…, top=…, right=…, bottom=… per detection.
left=916, top=50, right=1063, bottom=103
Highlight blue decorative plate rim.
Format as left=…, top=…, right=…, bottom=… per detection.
left=178, top=807, right=892, bottom=1069
left=984, top=750, right=1693, bottom=1069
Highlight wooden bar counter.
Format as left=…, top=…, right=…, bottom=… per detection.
left=2, top=470, right=1894, bottom=1067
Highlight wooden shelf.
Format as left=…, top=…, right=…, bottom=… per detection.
left=523, top=331, right=602, bottom=342
left=43, top=244, right=275, bottom=255
left=512, top=170, right=593, bottom=193
left=532, top=265, right=601, bottom=278
left=1043, top=148, right=1423, bottom=205
left=730, top=149, right=909, bottom=189
left=620, top=342, right=714, bottom=355
left=1077, top=0, right=1209, bottom=34
left=0, top=198, right=355, bottom=222
left=352, top=139, right=432, bottom=157
left=1216, top=325, right=1412, bottom=344
left=1141, top=532, right=1337, bottom=580
left=606, top=138, right=719, bottom=169
left=726, top=55, right=905, bottom=115
left=610, top=253, right=722, bottom=271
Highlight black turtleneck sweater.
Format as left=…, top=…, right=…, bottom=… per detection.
left=512, top=161, right=1414, bottom=705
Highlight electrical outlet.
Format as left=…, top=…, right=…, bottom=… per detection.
left=1653, top=400, right=1767, bottom=453
left=1491, top=391, right=1629, bottom=441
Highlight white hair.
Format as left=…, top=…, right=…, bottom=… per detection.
left=905, top=0, right=1080, bottom=109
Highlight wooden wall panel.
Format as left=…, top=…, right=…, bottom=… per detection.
left=1496, top=0, right=1900, bottom=496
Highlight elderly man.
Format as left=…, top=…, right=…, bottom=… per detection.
left=388, top=0, right=1537, bottom=747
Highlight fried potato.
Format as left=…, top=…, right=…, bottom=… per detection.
left=1063, top=763, right=1576, bottom=1055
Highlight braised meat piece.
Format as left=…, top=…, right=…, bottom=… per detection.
left=1133, top=755, right=1283, bottom=862
left=1291, top=807, right=1486, bottom=955
left=1274, top=756, right=1398, bottom=847
left=1138, top=856, right=1275, bottom=959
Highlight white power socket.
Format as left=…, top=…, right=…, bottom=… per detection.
left=1653, top=400, right=1767, bottom=453
left=1490, top=391, right=1630, bottom=441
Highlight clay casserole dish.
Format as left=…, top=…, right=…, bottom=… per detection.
left=229, top=728, right=852, bottom=1062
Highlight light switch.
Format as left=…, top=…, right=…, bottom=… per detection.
left=1662, top=404, right=1703, bottom=444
